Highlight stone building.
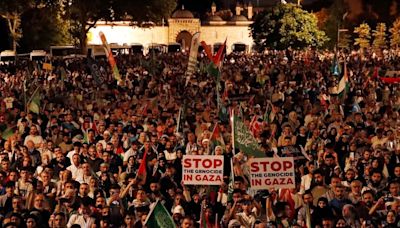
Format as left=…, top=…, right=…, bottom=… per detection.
left=88, top=3, right=254, bottom=54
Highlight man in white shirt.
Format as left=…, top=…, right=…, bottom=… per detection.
left=24, top=126, right=44, bottom=147
left=67, top=153, right=83, bottom=180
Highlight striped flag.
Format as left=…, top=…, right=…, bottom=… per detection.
left=209, top=123, right=225, bottom=154
left=99, top=32, right=122, bottom=83
left=136, top=151, right=147, bottom=182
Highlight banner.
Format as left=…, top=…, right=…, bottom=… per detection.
left=182, top=155, right=224, bottom=185
left=249, top=157, right=295, bottom=190
left=99, top=31, right=122, bottom=82
left=185, top=32, right=200, bottom=86
left=232, top=113, right=264, bottom=158
left=145, top=200, right=175, bottom=228
left=87, top=57, right=104, bottom=86
left=42, top=63, right=52, bottom=71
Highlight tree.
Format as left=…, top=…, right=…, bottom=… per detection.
left=320, top=0, right=347, bottom=49
left=62, top=0, right=112, bottom=53
left=250, top=3, right=328, bottom=50
left=63, top=0, right=176, bottom=53
left=353, top=23, right=371, bottom=50
left=390, top=18, right=400, bottom=49
left=20, top=1, right=71, bottom=51
left=372, top=23, right=387, bottom=50
left=0, top=0, right=34, bottom=52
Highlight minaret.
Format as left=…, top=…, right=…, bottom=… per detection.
left=235, top=2, right=241, bottom=16
left=247, top=1, right=253, bottom=19
left=211, top=2, right=217, bottom=15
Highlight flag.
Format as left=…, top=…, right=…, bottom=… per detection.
left=29, top=89, right=40, bottom=114
left=213, top=39, right=226, bottom=67
left=218, top=103, right=229, bottom=123
left=185, top=32, right=200, bottom=86
left=227, top=158, right=235, bottom=202
left=136, top=151, right=147, bottom=182
left=176, top=103, right=186, bottom=134
left=232, top=113, right=264, bottom=158
left=249, top=115, right=263, bottom=136
left=99, top=32, right=122, bottom=82
left=334, top=61, right=349, bottom=102
left=42, top=62, right=53, bottom=71
left=200, top=206, right=210, bottom=228
left=209, top=123, right=226, bottom=154
left=1, top=126, right=17, bottom=140
left=336, top=62, right=349, bottom=94
left=352, top=100, right=361, bottom=113
left=145, top=200, right=175, bottom=228
left=331, top=52, right=341, bottom=76
left=263, top=102, right=276, bottom=123
left=87, top=57, right=103, bottom=86
left=200, top=41, right=213, bottom=63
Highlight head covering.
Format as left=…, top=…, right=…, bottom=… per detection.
left=172, top=205, right=185, bottom=216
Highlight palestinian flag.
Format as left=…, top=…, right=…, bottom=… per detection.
left=145, top=200, right=175, bottom=228
left=200, top=206, right=210, bottom=228
left=136, top=151, right=147, bottom=182
left=209, top=123, right=225, bottom=154
left=334, top=61, right=349, bottom=102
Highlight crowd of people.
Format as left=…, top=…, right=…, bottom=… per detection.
left=0, top=47, right=398, bottom=228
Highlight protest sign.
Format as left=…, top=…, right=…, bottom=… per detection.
left=182, top=155, right=224, bottom=185
left=249, top=157, right=295, bottom=190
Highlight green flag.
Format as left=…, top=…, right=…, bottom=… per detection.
left=145, top=201, right=176, bottom=228
left=29, top=89, right=40, bottom=114
left=232, top=113, right=264, bottom=158
left=1, top=126, right=16, bottom=140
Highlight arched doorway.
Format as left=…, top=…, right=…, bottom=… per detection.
left=176, top=31, right=192, bottom=51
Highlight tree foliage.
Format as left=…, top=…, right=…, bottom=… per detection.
left=389, top=18, right=400, bottom=48
left=321, top=0, right=347, bottom=49
left=354, top=23, right=371, bottom=49
left=61, top=0, right=112, bottom=53
left=372, top=23, right=387, bottom=50
left=20, top=1, right=71, bottom=51
left=0, top=0, right=34, bottom=52
left=250, top=3, right=328, bottom=50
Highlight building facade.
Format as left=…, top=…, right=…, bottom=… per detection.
left=88, top=3, right=254, bottom=53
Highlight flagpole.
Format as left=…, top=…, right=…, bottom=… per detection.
left=208, top=123, right=217, bottom=155
left=23, top=78, right=27, bottom=114
left=231, top=109, right=235, bottom=155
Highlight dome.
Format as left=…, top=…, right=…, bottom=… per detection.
left=171, top=9, right=194, bottom=19
left=230, top=15, right=248, bottom=22
left=207, top=15, right=223, bottom=21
